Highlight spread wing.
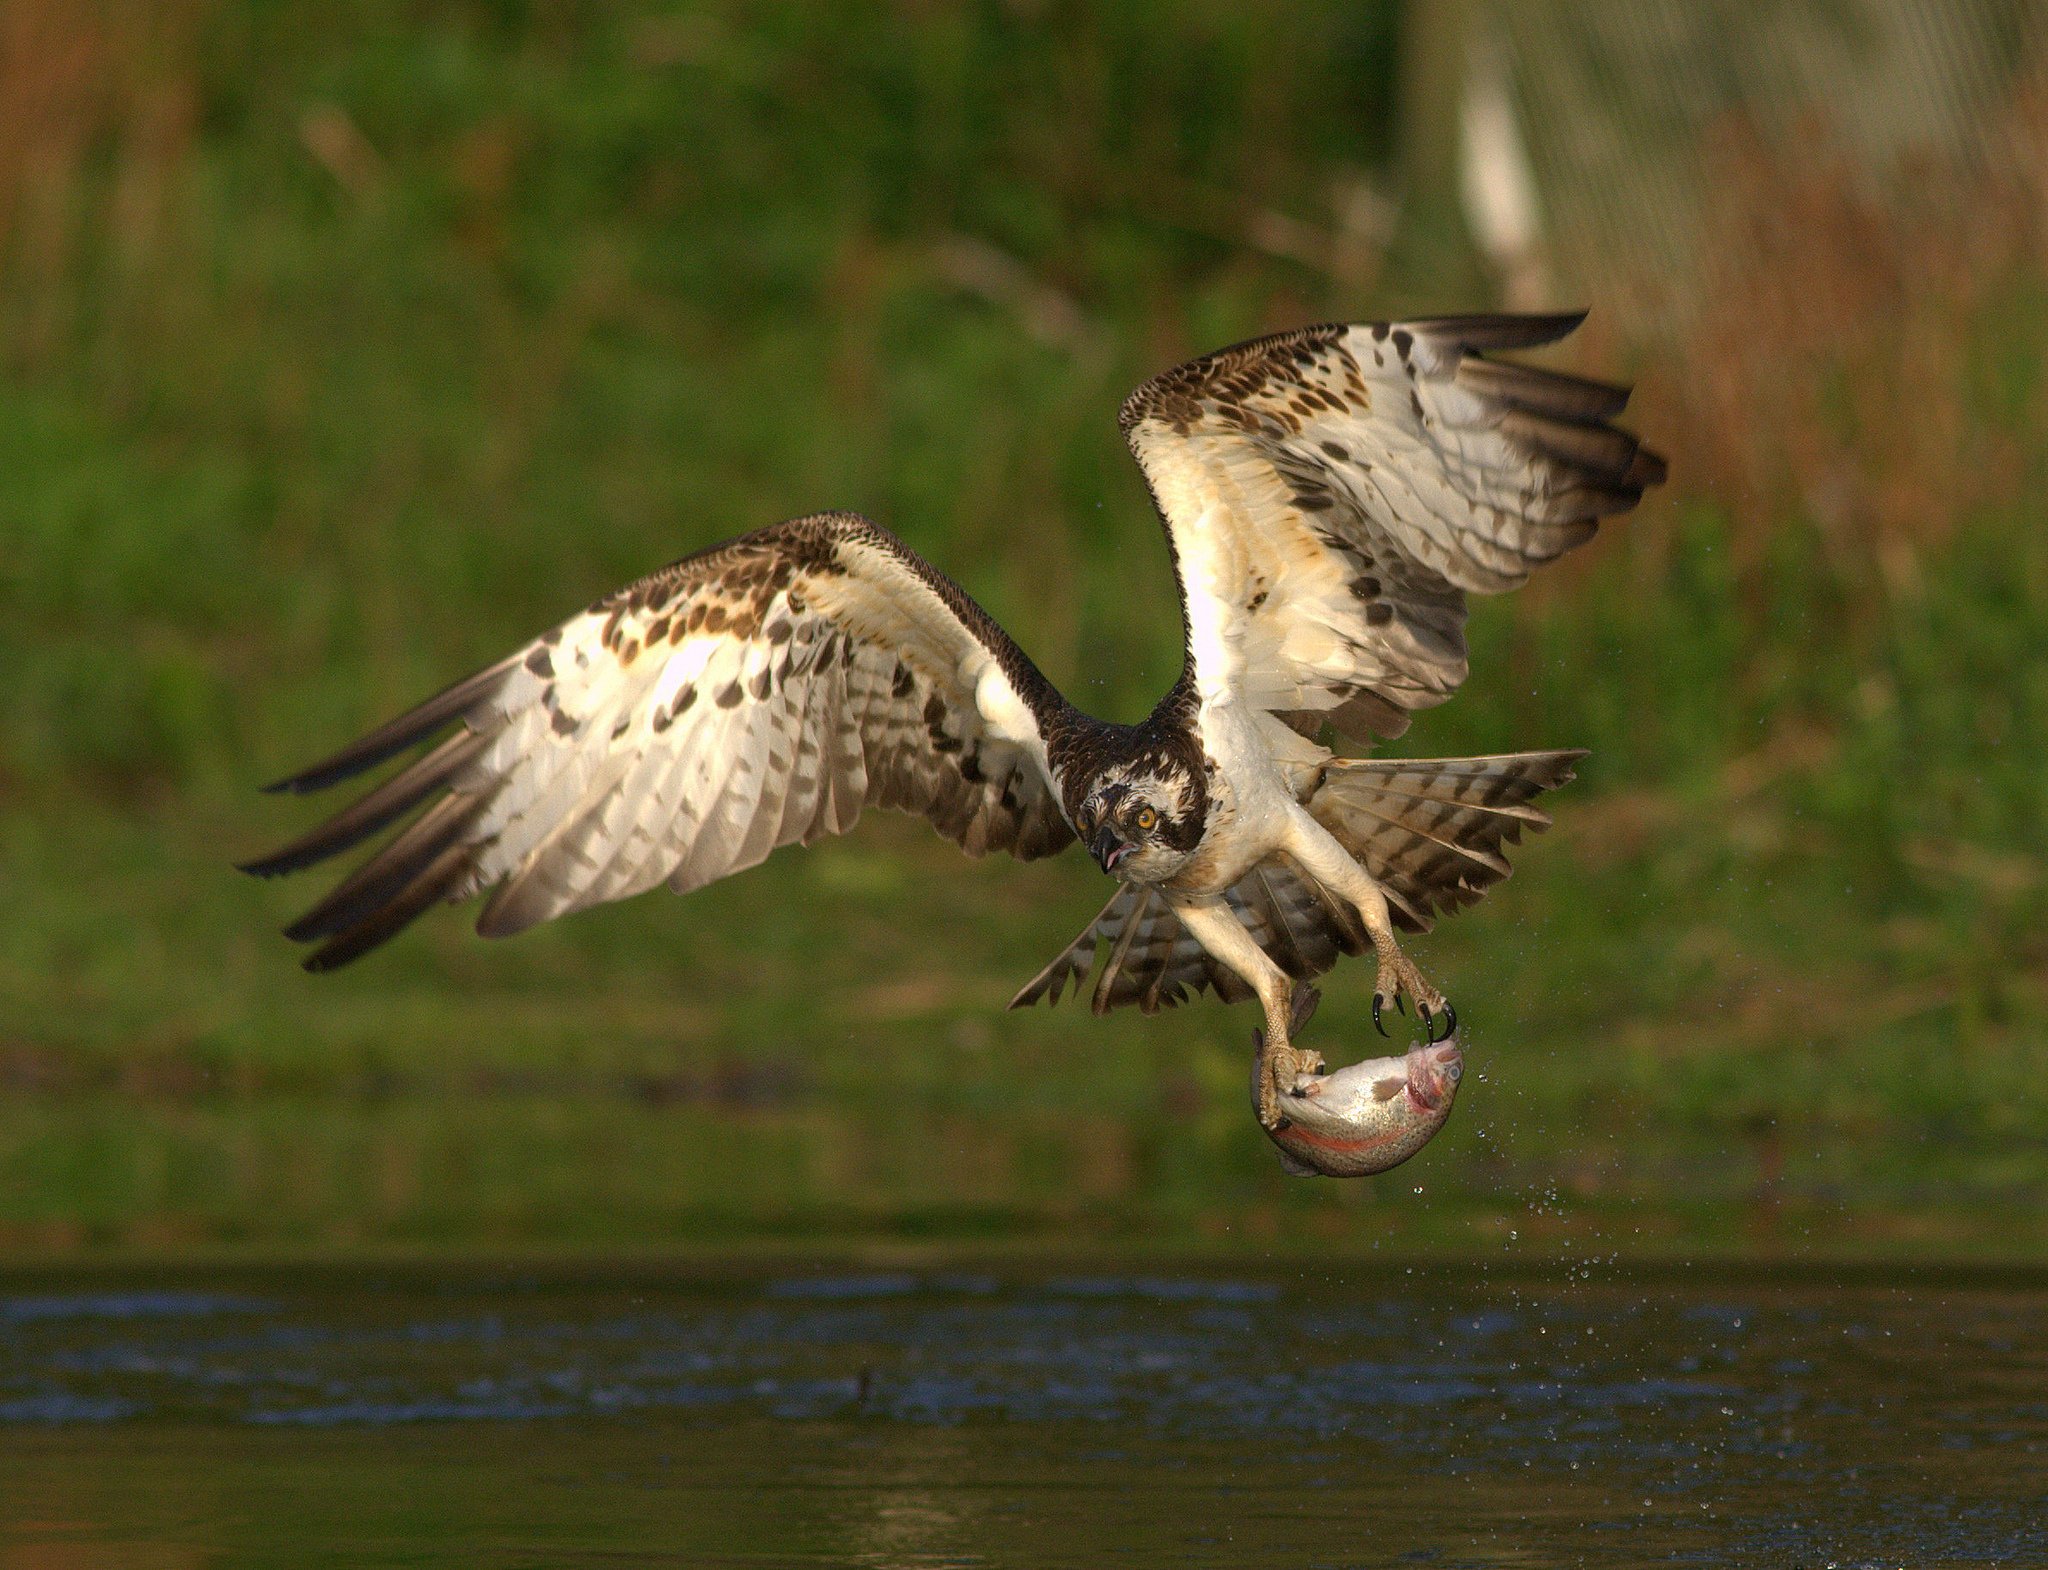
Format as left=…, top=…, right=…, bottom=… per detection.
left=1122, top=312, right=1665, bottom=738
left=243, top=512, right=1075, bottom=970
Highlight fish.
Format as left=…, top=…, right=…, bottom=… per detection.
left=1250, top=1020, right=1463, bottom=1178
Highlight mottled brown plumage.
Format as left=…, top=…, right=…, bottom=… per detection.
left=245, top=513, right=1076, bottom=969
left=246, top=312, right=1660, bottom=1094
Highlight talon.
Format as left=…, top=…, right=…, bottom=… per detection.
left=1397, top=995, right=1408, bottom=1017
left=1433, top=1001, right=1457, bottom=1042
left=1372, top=996, right=1388, bottom=1037
left=1258, top=1081, right=1287, bottom=1131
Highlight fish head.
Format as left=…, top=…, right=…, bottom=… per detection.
left=1405, top=1037, right=1462, bottom=1113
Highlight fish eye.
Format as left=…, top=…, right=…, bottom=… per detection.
left=1135, top=805, right=1158, bottom=832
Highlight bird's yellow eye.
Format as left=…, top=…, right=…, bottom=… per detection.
left=1135, top=805, right=1158, bottom=832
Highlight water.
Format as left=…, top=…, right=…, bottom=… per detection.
left=2, top=1262, right=2043, bottom=1566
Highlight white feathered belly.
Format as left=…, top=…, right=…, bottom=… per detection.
left=1162, top=703, right=1323, bottom=898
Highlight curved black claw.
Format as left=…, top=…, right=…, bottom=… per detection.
left=1372, top=996, right=1388, bottom=1037
left=1422, top=1000, right=1457, bottom=1044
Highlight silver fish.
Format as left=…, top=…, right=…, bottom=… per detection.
left=1252, top=1033, right=1463, bottom=1178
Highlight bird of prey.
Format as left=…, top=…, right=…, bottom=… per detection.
left=245, top=312, right=1662, bottom=1127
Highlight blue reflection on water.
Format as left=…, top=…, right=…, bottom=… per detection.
left=0, top=1291, right=270, bottom=1324
left=1, top=1267, right=2043, bottom=1563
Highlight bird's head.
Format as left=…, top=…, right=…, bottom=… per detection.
left=1074, top=762, right=1201, bottom=881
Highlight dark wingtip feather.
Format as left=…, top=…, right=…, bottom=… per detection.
left=259, top=655, right=516, bottom=797
left=1456, top=356, right=1632, bottom=424
left=240, top=729, right=489, bottom=880
left=1410, top=310, right=1588, bottom=352
left=300, top=841, right=474, bottom=971
left=1498, top=408, right=1646, bottom=483
left=1547, top=485, right=1649, bottom=522
left=281, top=795, right=484, bottom=945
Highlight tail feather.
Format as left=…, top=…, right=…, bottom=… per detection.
left=1308, top=750, right=1585, bottom=933
left=1007, top=854, right=1353, bottom=1016
left=1008, top=900, right=1106, bottom=1009
left=1011, top=750, right=1586, bottom=1014
left=1091, top=887, right=1156, bottom=1015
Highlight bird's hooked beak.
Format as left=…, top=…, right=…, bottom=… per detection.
left=1089, top=823, right=1133, bottom=874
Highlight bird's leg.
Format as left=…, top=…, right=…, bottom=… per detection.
left=1252, top=1010, right=1326, bottom=1132
left=1284, top=816, right=1456, bottom=1043
left=1250, top=981, right=1327, bottom=1117
left=1175, top=899, right=1317, bottom=1130
left=1367, top=919, right=1453, bottom=1041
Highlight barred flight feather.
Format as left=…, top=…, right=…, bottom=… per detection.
left=250, top=314, right=1658, bottom=1032
left=244, top=512, right=1074, bottom=970
left=1121, top=312, right=1664, bottom=736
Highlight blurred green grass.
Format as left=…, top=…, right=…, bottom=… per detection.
left=1, top=3, right=2044, bottom=1259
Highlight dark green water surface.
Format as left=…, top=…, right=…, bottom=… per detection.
left=2, top=1262, right=2042, bottom=1567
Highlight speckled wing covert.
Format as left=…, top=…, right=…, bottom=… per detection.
left=1122, top=312, right=1665, bottom=738
left=242, top=512, right=1074, bottom=970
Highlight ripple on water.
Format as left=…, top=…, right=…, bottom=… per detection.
left=0, top=1267, right=2043, bottom=1565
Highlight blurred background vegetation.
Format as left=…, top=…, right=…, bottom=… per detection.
left=2, top=0, right=2045, bottom=1261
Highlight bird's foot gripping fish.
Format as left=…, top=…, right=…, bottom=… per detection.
left=1251, top=985, right=1462, bottom=1178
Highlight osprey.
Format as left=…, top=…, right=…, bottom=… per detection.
left=245, top=312, right=1663, bottom=1128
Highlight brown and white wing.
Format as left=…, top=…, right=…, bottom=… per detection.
left=1122, top=312, right=1665, bottom=737
left=243, top=512, right=1074, bottom=970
